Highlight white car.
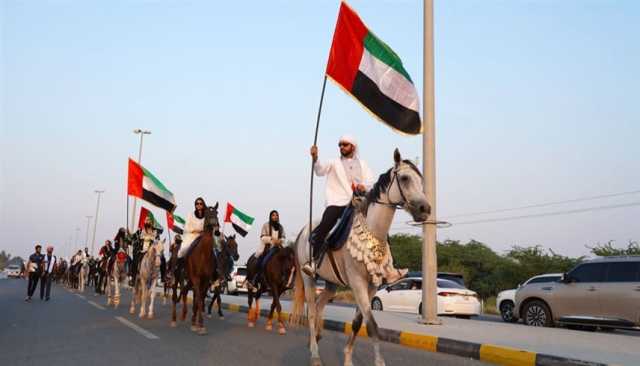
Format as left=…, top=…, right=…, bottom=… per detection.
left=226, top=266, right=248, bottom=295
left=496, top=273, right=562, bottom=322
left=5, top=265, right=22, bottom=278
left=371, top=277, right=480, bottom=317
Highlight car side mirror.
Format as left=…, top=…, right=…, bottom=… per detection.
left=561, top=273, right=573, bottom=284
left=517, top=283, right=522, bottom=289
left=386, top=287, right=392, bottom=292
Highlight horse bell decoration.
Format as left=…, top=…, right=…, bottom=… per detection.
left=348, top=214, right=391, bottom=286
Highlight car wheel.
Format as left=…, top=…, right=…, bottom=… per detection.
left=500, top=301, right=518, bottom=323
left=523, top=300, right=553, bottom=327
left=371, top=297, right=383, bottom=311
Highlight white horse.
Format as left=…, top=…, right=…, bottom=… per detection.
left=78, top=257, right=89, bottom=293
left=130, top=239, right=164, bottom=319
left=106, top=249, right=128, bottom=308
left=290, top=149, right=430, bottom=366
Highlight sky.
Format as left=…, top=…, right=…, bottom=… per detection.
left=1, top=0, right=638, bottom=262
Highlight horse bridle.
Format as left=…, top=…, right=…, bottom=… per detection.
left=372, top=165, right=418, bottom=212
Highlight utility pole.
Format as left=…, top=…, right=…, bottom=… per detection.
left=84, top=215, right=92, bottom=253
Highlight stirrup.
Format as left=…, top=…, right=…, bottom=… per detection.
left=301, top=261, right=316, bottom=277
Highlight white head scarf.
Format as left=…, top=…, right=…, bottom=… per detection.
left=339, top=134, right=358, bottom=157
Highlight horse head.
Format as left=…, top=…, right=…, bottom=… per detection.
left=368, top=149, right=430, bottom=222
left=204, top=202, right=221, bottom=234
left=223, top=234, right=240, bottom=261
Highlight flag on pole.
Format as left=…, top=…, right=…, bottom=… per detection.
left=127, top=158, right=177, bottom=212
left=166, top=212, right=185, bottom=235
left=138, top=207, right=163, bottom=231
left=326, top=2, right=421, bottom=135
left=224, top=203, right=254, bottom=237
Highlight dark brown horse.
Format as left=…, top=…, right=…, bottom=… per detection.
left=207, top=234, right=240, bottom=318
left=171, top=203, right=220, bottom=335
left=246, top=246, right=296, bottom=334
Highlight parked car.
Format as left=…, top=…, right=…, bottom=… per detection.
left=371, top=277, right=480, bottom=317
left=496, top=273, right=562, bottom=322
left=226, top=266, right=248, bottom=295
left=397, top=271, right=465, bottom=288
left=515, top=256, right=640, bottom=329
left=5, top=265, right=21, bottom=278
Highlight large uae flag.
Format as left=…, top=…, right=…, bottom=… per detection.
left=326, top=2, right=421, bottom=135
left=224, top=203, right=254, bottom=237
left=127, top=158, right=177, bottom=212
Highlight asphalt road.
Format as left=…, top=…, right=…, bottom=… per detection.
left=0, top=279, right=488, bottom=366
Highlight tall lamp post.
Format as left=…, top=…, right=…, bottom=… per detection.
left=84, top=215, right=93, bottom=252
left=421, top=0, right=440, bottom=324
left=91, top=190, right=105, bottom=256
left=74, top=227, right=80, bottom=258
left=130, top=129, right=152, bottom=231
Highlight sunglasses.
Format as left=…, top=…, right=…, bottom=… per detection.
left=338, top=142, right=351, bottom=147
left=196, top=202, right=204, bottom=206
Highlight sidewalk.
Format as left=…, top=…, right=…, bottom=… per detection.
left=219, top=294, right=639, bottom=366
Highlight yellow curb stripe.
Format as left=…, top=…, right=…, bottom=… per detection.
left=344, top=322, right=368, bottom=337
left=480, top=344, right=536, bottom=366
left=228, top=304, right=240, bottom=312
left=399, top=332, right=438, bottom=352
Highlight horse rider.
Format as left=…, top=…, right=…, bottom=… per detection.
left=167, top=234, right=182, bottom=279
left=24, top=244, right=44, bottom=302
left=302, top=135, right=374, bottom=275
left=304, top=135, right=407, bottom=283
left=132, top=216, right=157, bottom=275
left=249, top=210, right=285, bottom=286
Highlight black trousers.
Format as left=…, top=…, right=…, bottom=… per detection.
left=310, top=206, right=346, bottom=252
left=40, top=273, right=52, bottom=299
left=27, top=273, right=40, bottom=297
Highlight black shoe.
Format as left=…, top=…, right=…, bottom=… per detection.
left=45, top=297, right=50, bottom=301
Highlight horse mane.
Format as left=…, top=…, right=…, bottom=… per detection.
left=366, top=159, right=422, bottom=205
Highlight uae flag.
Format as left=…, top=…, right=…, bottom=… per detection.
left=167, top=212, right=185, bottom=235
left=326, top=2, right=421, bottom=135
left=138, top=207, right=162, bottom=231
left=224, top=203, right=254, bottom=237
left=128, top=158, right=177, bottom=212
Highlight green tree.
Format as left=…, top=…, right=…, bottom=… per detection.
left=0, top=250, right=12, bottom=270
left=589, top=240, right=640, bottom=256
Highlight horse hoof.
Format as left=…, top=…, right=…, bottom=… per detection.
left=129, top=308, right=135, bottom=314
left=170, top=321, right=177, bottom=328
left=248, top=322, right=255, bottom=328
left=265, top=325, right=273, bottom=331
left=191, top=325, right=199, bottom=332
left=207, top=314, right=212, bottom=319
left=278, top=328, right=286, bottom=335
left=139, top=313, right=145, bottom=319
left=197, top=328, right=208, bottom=336
left=219, top=316, right=225, bottom=320
left=147, top=314, right=154, bottom=319
left=311, top=357, right=323, bottom=366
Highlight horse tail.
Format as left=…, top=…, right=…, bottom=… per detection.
left=289, top=229, right=307, bottom=326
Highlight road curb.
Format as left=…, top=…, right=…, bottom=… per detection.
left=219, top=302, right=611, bottom=366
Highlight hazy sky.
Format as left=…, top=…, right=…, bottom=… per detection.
left=1, top=0, right=638, bottom=261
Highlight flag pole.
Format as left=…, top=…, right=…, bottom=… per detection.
left=166, top=214, right=172, bottom=246
left=420, top=0, right=440, bottom=325
left=309, top=75, right=328, bottom=266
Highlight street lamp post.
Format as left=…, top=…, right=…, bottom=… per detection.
left=74, top=227, right=80, bottom=258
left=84, top=215, right=93, bottom=252
left=91, top=190, right=105, bottom=256
left=130, top=129, right=152, bottom=231
left=421, top=0, right=440, bottom=324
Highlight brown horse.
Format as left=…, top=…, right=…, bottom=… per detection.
left=246, top=246, right=296, bottom=334
left=207, top=234, right=240, bottom=318
left=170, top=203, right=220, bottom=335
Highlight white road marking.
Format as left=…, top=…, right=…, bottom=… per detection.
left=87, top=300, right=106, bottom=310
left=76, top=294, right=86, bottom=300
left=115, top=316, right=159, bottom=340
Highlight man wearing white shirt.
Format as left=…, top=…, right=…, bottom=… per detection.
left=303, top=135, right=374, bottom=275
left=40, top=246, right=57, bottom=301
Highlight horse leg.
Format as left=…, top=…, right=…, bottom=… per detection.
left=275, top=291, right=286, bottom=335
left=217, top=290, right=224, bottom=319
left=114, top=275, right=120, bottom=308
left=148, top=280, right=157, bottom=319
left=170, top=279, right=179, bottom=327
left=181, top=283, right=189, bottom=322
left=302, top=274, right=322, bottom=366
left=266, top=290, right=276, bottom=332
left=139, top=280, right=147, bottom=318
left=207, top=289, right=214, bottom=318
left=345, top=283, right=385, bottom=366
left=315, top=282, right=337, bottom=342
left=197, top=282, right=208, bottom=335
left=247, top=288, right=256, bottom=327
left=191, top=280, right=199, bottom=331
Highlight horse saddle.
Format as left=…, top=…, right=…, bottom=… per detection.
left=314, top=205, right=355, bottom=262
